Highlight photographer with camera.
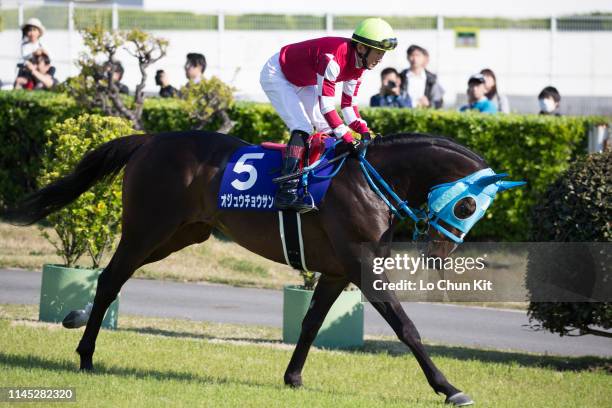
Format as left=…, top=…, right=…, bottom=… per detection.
left=155, top=70, right=177, bottom=98
left=370, top=67, right=411, bottom=108
left=14, top=50, right=57, bottom=91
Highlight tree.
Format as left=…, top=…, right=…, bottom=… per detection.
left=39, top=114, right=139, bottom=268
left=64, top=25, right=168, bottom=130
left=527, top=151, right=611, bottom=338
left=180, top=77, right=235, bottom=133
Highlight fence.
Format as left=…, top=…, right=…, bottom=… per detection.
left=2, top=3, right=612, bottom=32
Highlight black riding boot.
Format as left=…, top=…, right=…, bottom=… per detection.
left=275, top=157, right=315, bottom=213
left=275, top=130, right=315, bottom=213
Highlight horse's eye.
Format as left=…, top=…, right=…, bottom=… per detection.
left=453, top=197, right=476, bottom=219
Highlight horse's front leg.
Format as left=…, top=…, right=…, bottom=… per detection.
left=284, top=275, right=349, bottom=387
left=358, top=272, right=474, bottom=406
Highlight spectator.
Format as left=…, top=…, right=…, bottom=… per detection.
left=370, top=67, right=411, bottom=108
left=538, top=86, right=561, bottom=116
left=459, top=74, right=497, bottom=114
left=185, top=53, right=206, bottom=85
left=106, top=61, right=129, bottom=95
left=19, top=18, right=46, bottom=64
left=155, top=70, right=177, bottom=98
left=480, top=68, right=510, bottom=113
left=14, top=50, right=57, bottom=91
left=17, top=18, right=47, bottom=83
left=399, top=44, right=444, bottom=108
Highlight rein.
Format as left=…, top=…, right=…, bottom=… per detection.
left=357, top=146, right=430, bottom=240
left=302, top=141, right=430, bottom=241
left=275, top=136, right=525, bottom=244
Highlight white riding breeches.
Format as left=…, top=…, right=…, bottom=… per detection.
left=259, top=53, right=332, bottom=135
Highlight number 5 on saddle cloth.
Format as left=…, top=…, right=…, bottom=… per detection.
left=217, top=134, right=339, bottom=212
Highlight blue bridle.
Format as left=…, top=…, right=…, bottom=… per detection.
left=302, top=140, right=526, bottom=243
left=425, top=168, right=526, bottom=242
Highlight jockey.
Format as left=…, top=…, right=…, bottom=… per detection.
left=260, top=18, right=397, bottom=213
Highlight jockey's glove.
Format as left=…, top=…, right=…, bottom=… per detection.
left=349, top=139, right=367, bottom=157
left=341, top=132, right=355, bottom=144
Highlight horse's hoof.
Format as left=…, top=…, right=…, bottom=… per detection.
left=445, top=392, right=474, bottom=406
left=78, top=351, right=94, bottom=372
left=284, top=374, right=303, bottom=388
left=62, top=310, right=89, bottom=329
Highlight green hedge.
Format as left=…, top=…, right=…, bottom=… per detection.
left=527, top=151, right=611, bottom=337
left=0, top=92, right=81, bottom=209
left=0, top=91, right=605, bottom=241
left=142, top=99, right=287, bottom=143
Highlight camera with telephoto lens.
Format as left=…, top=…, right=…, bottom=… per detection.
left=155, top=70, right=164, bottom=86
left=383, top=79, right=398, bottom=95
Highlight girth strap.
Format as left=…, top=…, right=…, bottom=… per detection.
left=278, top=211, right=309, bottom=271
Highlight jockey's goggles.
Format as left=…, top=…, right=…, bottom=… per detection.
left=352, top=34, right=398, bottom=51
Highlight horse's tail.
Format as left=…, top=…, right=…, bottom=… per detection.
left=3, top=134, right=152, bottom=226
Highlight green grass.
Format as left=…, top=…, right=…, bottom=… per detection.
left=1, top=304, right=610, bottom=407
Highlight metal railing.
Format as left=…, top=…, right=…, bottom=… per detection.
left=1, top=3, right=611, bottom=32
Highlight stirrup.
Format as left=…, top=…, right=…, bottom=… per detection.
left=298, top=191, right=318, bottom=214
left=275, top=189, right=317, bottom=213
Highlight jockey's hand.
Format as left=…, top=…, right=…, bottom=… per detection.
left=360, top=132, right=372, bottom=142
left=349, top=139, right=366, bottom=157
left=337, top=133, right=364, bottom=157
left=341, top=132, right=354, bottom=144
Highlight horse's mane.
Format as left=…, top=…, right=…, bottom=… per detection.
left=370, top=133, right=486, bottom=164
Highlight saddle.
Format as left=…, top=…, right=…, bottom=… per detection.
left=261, top=132, right=331, bottom=170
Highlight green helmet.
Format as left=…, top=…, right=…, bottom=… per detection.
left=352, top=18, right=397, bottom=52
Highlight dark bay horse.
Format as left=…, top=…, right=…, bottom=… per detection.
left=5, top=131, right=489, bottom=406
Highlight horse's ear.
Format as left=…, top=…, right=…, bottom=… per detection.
left=496, top=180, right=527, bottom=192
left=475, top=173, right=507, bottom=187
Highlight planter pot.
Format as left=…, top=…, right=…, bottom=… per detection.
left=39, top=264, right=119, bottom=329
left=282, top=284, right=363, bottom=349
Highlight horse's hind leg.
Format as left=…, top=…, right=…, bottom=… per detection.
left=75, top=222, right=179, bottom=371
left=74, top=220, right=213, bottom=371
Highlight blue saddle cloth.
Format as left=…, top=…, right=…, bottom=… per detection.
left=218, top=139, right=336, bottom=211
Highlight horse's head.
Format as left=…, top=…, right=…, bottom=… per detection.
left=424, top=169, right=525, bottom=260
left=365, top=133, right=525, bottom=262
